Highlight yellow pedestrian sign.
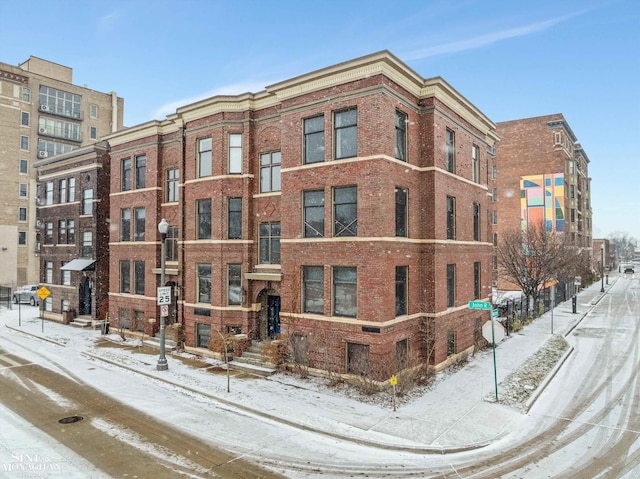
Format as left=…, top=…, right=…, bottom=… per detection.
left=37, top=286, right=51, bottom=301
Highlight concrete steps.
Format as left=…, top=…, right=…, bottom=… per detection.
left=230, top=341, right=276, bottom=376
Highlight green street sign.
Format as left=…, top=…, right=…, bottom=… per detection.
left=469, top=300, right=491, bottom=310
left=492, top=309, right=498, bottom=318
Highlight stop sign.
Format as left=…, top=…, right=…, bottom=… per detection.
left=482, top=320, right=505, bottom=344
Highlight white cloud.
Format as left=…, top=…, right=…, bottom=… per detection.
left=150, top=81, right=269, bottom=120
left=403, top=9, right=591, bottom=60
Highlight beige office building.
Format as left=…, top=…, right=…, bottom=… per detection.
left=0, top=56, right=123, bottom=287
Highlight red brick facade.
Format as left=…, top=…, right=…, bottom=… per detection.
left=105, top=52, right=498, bottom=379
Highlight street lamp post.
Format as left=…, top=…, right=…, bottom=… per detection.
left=600, top=243, right=605, bottom=293
left=157, top=218, right=169, bottom=371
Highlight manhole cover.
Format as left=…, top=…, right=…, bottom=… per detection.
left=58, top=415, right=84, bottom=424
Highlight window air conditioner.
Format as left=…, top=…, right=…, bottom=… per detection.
left=40, top=105, right=49, bottom=112
left=39, top=127, right=47, bottom=134
left=38, top=151, right=48, bottom=158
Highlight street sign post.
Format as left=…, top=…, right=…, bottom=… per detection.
left=37, top=286, right=51, bottom=332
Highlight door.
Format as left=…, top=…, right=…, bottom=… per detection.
left=267, top=295, right=280, bottom=340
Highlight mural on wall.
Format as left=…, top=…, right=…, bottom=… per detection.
left=520, top=173, right=565, bottom=232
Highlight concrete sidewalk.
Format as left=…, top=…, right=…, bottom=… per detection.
left=3, top=277, right=611, bottom=453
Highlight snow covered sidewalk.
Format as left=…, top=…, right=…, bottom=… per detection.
left=0, top=278, right=608, bottom=453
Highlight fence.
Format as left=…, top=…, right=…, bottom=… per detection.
left=0, top=286, right=12, bottom=310
left=496, top=279, right=578, bottom=335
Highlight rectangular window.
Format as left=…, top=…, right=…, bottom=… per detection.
left=166, top=226, right=178, bottom=262
left=135, top=155, right=146, bottom=189
left=20, top=135, right=29, bottom=150
left=228, top=133, right=242, bottom=174
left=493, top=233, right=498, bottom=247
left=18, top=231, right=26, bottom=245
left=334, top=108, right=357, bottom=159
left=67, top=220, right=75, bottom=244
left=121, top=158, right=132, bottom=191
left=198, top=137, right=212, bottom=177
left=196, top=323, right=211, bottom=348
left=21, top=111, right=29, bottom=126
left=347, top=342, right=369, bottom=375
left=134, top=207, right=145, bottom=241
left=59, top=179, right=67, bottom=203
left=473, top=202, right=480, bottom=241
left=120, top=261, right=130, bottom=293
left=259, top=222, right=281, bottom=264
left=395, top=187, right=407, bottom=237
left=197, top=199, right=212, bottom=239
left=333, top=186, right=357, bottom=237
left=304, top=115, right=324, bottom=164
left=19, top=159, right=28, bottom=174
left=395, top=266, right=408, bottom=316
left=445, top=128, right=455, bottom=173
left=396, top=339, right=408, bottom=372
left=303, top=190, right=324, bottom=238
left=18, top=207, right=27, bottom=222
left=22, top=87, right=30, bottom=102
left=83, top=188, right=93, bottom=215
left=303, top=266, right=324, bottom=314
left=333, top=266, right=357, bottom=317
left=492, top=165, right=497, bottom=180
left=228, top=198, right=242, bottom=239
left=121, top=209, right=131, bottom=241
left=228, top=264, right=242, bottom=305
left=447, top=329, right=457, bottom=356
left=472, top=144, right=479, bottom=182
left=90, top=104, right=98, bottom=118
left=474, top=262, right=481, bottom=299
left=45, top=182, right=53, bottom=205
left=492, top=210, right=498, bottom=225
left=19, top=183, right=28, bottom=198
left=39, top=86, right=81, bottom=119
left=395, top=110, right=407, bottom=161
left=61, top=265, right=71, bottom=286
left=260, top=151, right=281, bottom=193
left=45, top=261, right=53, bottom=284
left=134, top=261, right=145, bottom=295
left=90, top=127, right=97, bottom=140
left=447, top=264, right=456, bottom=307
left=166, top=168, right=179, bottom=202
left=446, top=196, right=456, bottom=240
left=82, top=231, right=93, bottom=257
left=68, top=178, right=76, bottom=202
left=492, top=188, right=497, bottom=202
left=57, top=220, right=66, bottom=244
left=197, top=263, right=211, bottom=303
left=44, top=222, right=53, bottom=244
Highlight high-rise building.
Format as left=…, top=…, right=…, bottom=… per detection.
left=0, top=56, right=123, bottom=287
left=494, top=114, right=593, bottom=290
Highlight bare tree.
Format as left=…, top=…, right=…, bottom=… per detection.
left=496, top=222, right=575, bottom=305
left=609, top=232, right=638, bottom=263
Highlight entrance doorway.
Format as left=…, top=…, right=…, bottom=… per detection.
left=79, top=277, right=92, bottom=315
left=258, top=290, right=280, bottom=341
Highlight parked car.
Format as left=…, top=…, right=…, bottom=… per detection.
left=12, top=284, right=40, bottom=306
left=624, top=265, right=635, bottom=274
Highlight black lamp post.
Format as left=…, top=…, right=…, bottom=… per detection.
left=157, top=218, right=169, bottom=371
left=600, top=243, right=605, bottom=293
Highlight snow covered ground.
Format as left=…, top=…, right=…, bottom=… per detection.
left=0, top=279, right=608, bottom=477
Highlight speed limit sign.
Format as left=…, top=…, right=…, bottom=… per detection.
left=157, top=286, right=172, bottom=305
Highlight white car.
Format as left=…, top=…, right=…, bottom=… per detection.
left=12, top=285, right=40, bottom=306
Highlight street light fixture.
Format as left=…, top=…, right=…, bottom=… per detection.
left=157, top=218, right=169, bottom=371
left=600, top=243, right=605, bottom=293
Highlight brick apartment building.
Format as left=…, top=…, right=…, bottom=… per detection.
left=494, top=114, right=593, bottom=290
left=0, top=56, right=123, bottom=287
left=105, top=51, right=498, bottom=379
left=33, top=143, right=111, bottom=321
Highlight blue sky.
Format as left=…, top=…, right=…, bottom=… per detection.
left=1, top=0, right=639, bottom=242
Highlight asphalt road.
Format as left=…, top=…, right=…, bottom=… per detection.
left=0, top=347, right=285, bottom=478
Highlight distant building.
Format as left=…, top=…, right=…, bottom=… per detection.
left=33, top=143, right=111, bottom=321
left=105, top=51, right=498, bottom=380
left=494, top=114, right=593, bottom=290
left=0, top=56, right=123, bottom=287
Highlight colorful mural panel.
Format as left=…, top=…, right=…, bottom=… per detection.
left=520, top=173, right=565, bottom=232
